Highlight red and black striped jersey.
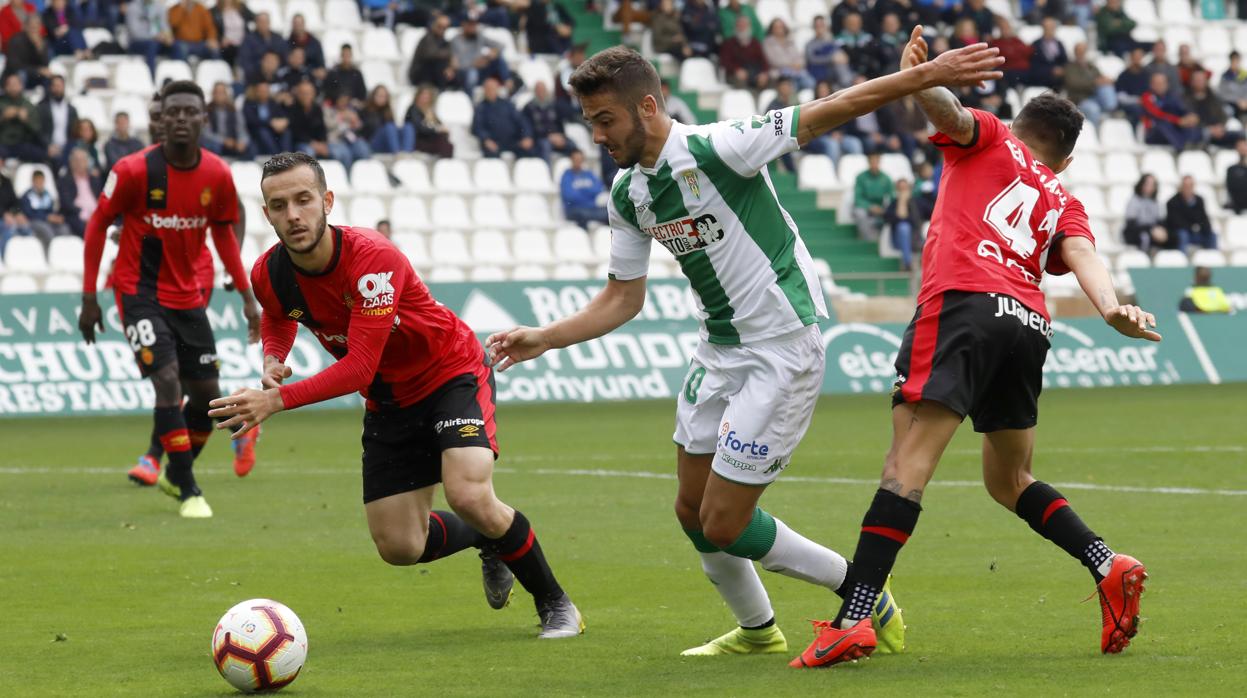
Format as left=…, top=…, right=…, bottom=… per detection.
left=252, top=225, right=485, bottom=411
left=83, top=145, right=248, bottom=308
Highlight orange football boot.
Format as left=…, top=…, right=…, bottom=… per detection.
left=1097, top=554, right=1147, bottom=654
left=789, top=617, right=877, bottom=669
left=232, top=424, right=260, bottom=477
left=127, top=454, right=160, bottom=486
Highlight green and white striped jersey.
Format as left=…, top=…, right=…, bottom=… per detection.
left=607, top=106, right=828, bottom=345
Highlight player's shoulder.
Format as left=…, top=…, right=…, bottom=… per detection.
left=110, top=144, right=160, bottom=177
left=197, top=149, right=235, bottom=177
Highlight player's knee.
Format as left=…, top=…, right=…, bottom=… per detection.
left=983, top=473, right=1028, bottom=510
left=372, top=532, right=425, bottom=566
left=445, top=485, right=505, bottom=534
left=700, top=514, right=747, bottom=550
left=673, top=495, right=701, bottom=530
left=151, top=366, right=182, bottom=405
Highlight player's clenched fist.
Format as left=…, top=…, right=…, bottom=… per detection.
left=486, top=327, right=552, bottom=372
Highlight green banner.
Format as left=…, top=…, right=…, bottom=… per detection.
left=0, top=273, right=1242, bottom=416
left=1128, top=267, right=1247, bottom=384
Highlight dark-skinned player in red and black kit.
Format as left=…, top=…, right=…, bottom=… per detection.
left=792, top=31, right=1161, bottom=668
left=207, top=152, right=584, bottom=638
left=79, top=80, right=260, bottom=519
left=124, top=92, right=262, bottom=488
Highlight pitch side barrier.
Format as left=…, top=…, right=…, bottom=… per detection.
left=0, top=270, right=1241, bottom=415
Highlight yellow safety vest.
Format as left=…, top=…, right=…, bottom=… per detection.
left=1188, top=286, right=1232, bottom=314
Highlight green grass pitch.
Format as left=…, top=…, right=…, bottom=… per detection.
left=2, top=384, right=1245, bottom=696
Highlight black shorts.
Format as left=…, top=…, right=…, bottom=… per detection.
left=116, top=293, right=219, bottom=380
left=361, top=370, right=499, bottom=504
left=892, top=291, right=1051, bottom=433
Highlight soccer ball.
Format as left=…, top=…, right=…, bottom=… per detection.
left=211, top=599, right=308, bottom=693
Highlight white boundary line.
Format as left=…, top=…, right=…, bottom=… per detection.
left=2, top=464, right=1244, bottom=497
left=1176, top=312, right=1222, bottom=385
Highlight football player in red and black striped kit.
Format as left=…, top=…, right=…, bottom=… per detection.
left=125, top=93, right=262, bottom=487
left=79, top=81, right=260, bottom=519
left=208, top=152, right=584, bottom=638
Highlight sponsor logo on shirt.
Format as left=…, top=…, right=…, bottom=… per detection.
left=643, top=214, right=725, bottom=256
left=771, top=110, right=784, bottom=137
left=149, top=188, right=165, bottom=202
left=103, top=171, right=117, bottom=198
left=198, top=352, right=219, bottom=365
left=312, top=329, right=348, bottom=344
left=142, top=213, right=209, bottom=231
left=287, top=308, right=304, bottom=319
left=357, top=272, right=395, bottom=310
left=458, top=424, right=480, bottom=437
left=434, top=417, right=485, bottom=434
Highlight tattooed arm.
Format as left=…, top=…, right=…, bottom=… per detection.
left=913, top=85, right=976, bottom=145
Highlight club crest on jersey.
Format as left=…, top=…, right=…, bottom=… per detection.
left=200, top=187, right=212, bottom=206
left=681, top=169, right=701, bottom=199
left=643, top=214, right=725, bottom=256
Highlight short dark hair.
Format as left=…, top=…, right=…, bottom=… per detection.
left=568, top=46, right=663, bottom=112
left=1232, top=50, right=1241, bottom=60
left=160, top=79, right=205, bottom=105
left=1012, top=92, right=1084, bottom=161
left=262, top=151, right=327, bottom=192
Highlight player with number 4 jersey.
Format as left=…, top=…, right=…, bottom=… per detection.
left=794, top=31, right=1160, bottom=669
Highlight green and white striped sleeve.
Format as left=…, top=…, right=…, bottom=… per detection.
left=707, top=105, right=802, bottom=177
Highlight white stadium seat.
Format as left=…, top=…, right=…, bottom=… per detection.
left=231, top=161, right=263, bottom=197
left=753, top=0, right=793, bottom=27
left=791, top=0, right=825, bottom=29
left=510, top=264, right=549, bottom=281
left=1072, top=186, right=1108, bottom=219
left=471, top=229, right=512, bottom=265
left=1074, top=123, right=1101, bottom=153
left=1124, top=0, right=1158, bottom=26
left=718, top=89, right=756, bottom=120
left=392, top=232, right=429, bottom=265
left=431, top=195, right=471, bottom=229
left=1153, top=250, right=1189, bottom=267
left=250, top=0, right=287, bottom=32
left=798, top=154, right=838, bottom=191
left=321, top=29, right=358, bottom=57
left=1225, top=217, right=1247, bottom=250
left=430, top=231, right=471, bottom=266
left=42, top=274, right=82, bottom=292
left=1176, top=151, right=1215, bottom=185
left=1230, top=249, right=1247, bottom=266
left=350, top=160, right=393, bottom=193
left=1101, top=152, right=1140, bottom=186
left=323, top=0, right=363, bottom=30
left=389, top=196, right=431, bottom=231
left=517, top=59, right=555, bottom=89
left=471, top=194, right=512, bottom=228
left=435, top=90, right=475, bottom=128
left=72, top=95, right=108, bottom=133
left=243, top=198, right=270, bottom=237
left=512, top=195, right=552, bottom=227
left=111, top=95, right=150, bottom=133
left=196, top=60, right=235, bottom=96
left=72, top=60, right=110, bottom=92
left=1140, top=150, right=1177, bottom=187
left=552, top=263, right=590, bottom=280
left=513, top=158, right=555, bottom=193
left=1062, top=152, right=1102, bottom=186
left=320, top=160, right=352, bottom=194
left=47, top=236, right=84, bottom=274
left=880, top=154, right=914, bottom=184
left=154, top=61, right=193, bottom=89
left=0, top=274, right=39, bottom=294
left=428, top=267, right=468, bottom=282
left=3, top=237, right=48, bottom=273
left=432, top=159, right=474, bottom=194
left=349, top=196, right=387, bottom=227
left=512, top=229, right=555, bottom=264
left=392, top=159, right=432, bottom=194
left=284, top=0, right=325, bottom=33
left=362, top=26, right=403, bottom=63
left=1107, top=184, right=1134, bottom=213
left=114, top=60, right=156, bottom=96
left=473, top=158, right=514, bottom=193
left=360, top=61, right=397, bottom=91
left=82, top=27, right=113, bottom=50
left=327, top=195, right=350, bottom=226
left=1191, top=249, right=1226, bottom=267
left=1157, top=0, right=1194, bottom=25
left=679, top=58, right=720, bottom=94
left=469, top=265, right=507, bottom=281
left=837, top=154, right=868, bottom=188
left=1100, top=119, right=1139, bottom=152
left=553, top=225, right=597, bottom=263
left=1115, top=249, right=1152, bottom=270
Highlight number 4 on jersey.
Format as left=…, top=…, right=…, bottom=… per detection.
left=982, top=178, right=1041, bottom=259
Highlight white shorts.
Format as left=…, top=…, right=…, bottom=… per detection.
left=673, top=325, right=825, bottom=486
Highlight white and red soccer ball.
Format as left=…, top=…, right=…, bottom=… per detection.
left=211, top=599, right=308, bottom=693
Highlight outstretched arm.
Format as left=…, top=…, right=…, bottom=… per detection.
left=1060, top=236, right=1161, bottom=342
left=795, top=26, right=1001, bottom=146
left=899, top=28, right=977, bottom=145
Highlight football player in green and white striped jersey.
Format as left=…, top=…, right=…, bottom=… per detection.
left=487, top=34, right=1003, bottom=659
